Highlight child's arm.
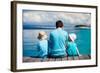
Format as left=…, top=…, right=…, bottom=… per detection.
left=76, top=47, right=81, bottom=56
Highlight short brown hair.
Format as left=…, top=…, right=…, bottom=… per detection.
left=56, top=20, right=63, bottom=28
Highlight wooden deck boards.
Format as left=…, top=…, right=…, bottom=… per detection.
left=23, top=55, right=91, bottom=62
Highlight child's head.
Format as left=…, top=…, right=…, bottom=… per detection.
left=69, top=33, right=77, bottom=42
left=37, top=31, right=47, bottom=40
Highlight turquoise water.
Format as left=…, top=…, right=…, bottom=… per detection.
left=23, top=28, right=91, bottom=57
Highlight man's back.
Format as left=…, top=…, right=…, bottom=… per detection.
left=49, top=28, right=68, bottom=57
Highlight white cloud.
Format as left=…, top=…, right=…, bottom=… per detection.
left=23, top=11, right=91, bottom=25
left=24, top=12, right=43, bottom=23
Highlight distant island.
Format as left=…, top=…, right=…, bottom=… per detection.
left=75, top=25, right=90, bottom=28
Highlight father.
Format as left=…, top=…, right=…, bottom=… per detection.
left=49, top=20, right=68, bottom=58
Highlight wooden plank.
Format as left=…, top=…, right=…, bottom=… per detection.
left=23, top=55, right=91, bottom=62
left=61, top=57, right=67, bottom=61
left=23, top=57, right=42, bottom=62
left=46, top=58, right=50, bottom=61
left=67, top=56, right=74, bottom=60
left=40, top=58, right=49, bottom=62
left=23, top=57, right=31, bottom=62
left=48, top=58, right=56, bottom=61
left=79, top=55, right=90, bottom=60
left=55, top=58, right=62, bottom=61
left=29, top=58, right=41, bottom=62
left=73, top=56, right=79, bottom=60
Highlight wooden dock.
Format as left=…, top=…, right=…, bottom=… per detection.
left=23, top=55, right=91, bottom=62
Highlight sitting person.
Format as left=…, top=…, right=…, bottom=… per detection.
left=66, top=33, right=81, bottom=56
left=49, top=20, right=68, bottom=58
left=37, top=31, right=48, bottom=61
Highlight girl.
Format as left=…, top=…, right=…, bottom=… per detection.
left=66, top=33, right=81, bottom=56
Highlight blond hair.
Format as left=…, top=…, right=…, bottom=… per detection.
left=37, top=31, right=47, bottom=40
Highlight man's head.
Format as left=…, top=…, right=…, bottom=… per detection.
left=56, top=20, right=64, bottom=28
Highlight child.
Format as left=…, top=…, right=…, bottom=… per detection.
left=37, top=31, right=48, bottom=61
left=66, top=33, right=81, bottom=56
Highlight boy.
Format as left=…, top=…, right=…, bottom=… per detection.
left=37, top=31, right=48, bottom=61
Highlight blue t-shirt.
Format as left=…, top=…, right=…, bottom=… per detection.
left=49, top=28, right=68, bottom=57
left=66, top=42, right=78, bottom=56
left=37, top=40, right=48, bottom=58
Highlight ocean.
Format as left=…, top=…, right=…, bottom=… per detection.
left=23, top=26, right=91, bottom=57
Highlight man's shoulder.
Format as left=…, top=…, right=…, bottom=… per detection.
left=63, top=30, right=68, bottom=33
left=50, top=29, right=68, bottom=35
left=62, top=30, right=68, bottom=35
left=50, top=29, right=57, bottom=34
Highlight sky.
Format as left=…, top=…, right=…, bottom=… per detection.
left=23, top=10, right=91, bottom=26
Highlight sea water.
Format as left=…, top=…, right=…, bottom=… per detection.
left=23, top=27, right=91, bottom=57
